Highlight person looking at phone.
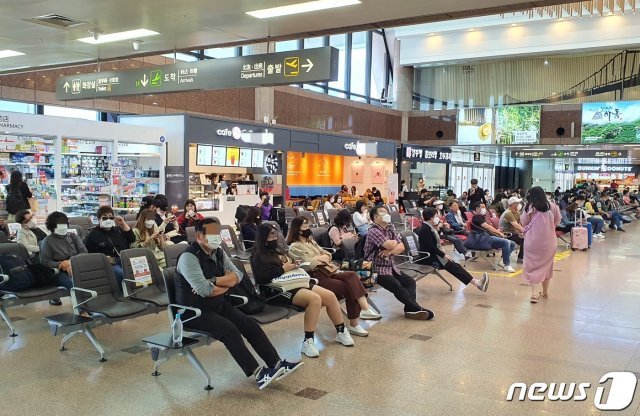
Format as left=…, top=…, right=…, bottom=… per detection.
left=83, top=206, right=135, bottom=284
left=251, top=222, right=355, bottom=358
left=177, top=199, right=205, bottom=235
left=132, top=209, right=168, bottom=268
left=153, top=194, right=183, bottom=243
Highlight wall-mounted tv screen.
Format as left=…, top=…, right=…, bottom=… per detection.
left=457, top=108, right=495, bottom=145
left=582, top=101, right=640, bottom=144
left=495, top=105, right=541, bottom=145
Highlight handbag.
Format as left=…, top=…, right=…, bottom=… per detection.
left=269, top=268, right=311, bottom=291
left=312, top=262, right=339, bottom=280
left=28, top=197, right=39, bottom=212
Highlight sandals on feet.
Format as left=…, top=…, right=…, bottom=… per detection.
left=539, top=292, right=548, bottom=300
left=530, top=295, right=539, bottom=304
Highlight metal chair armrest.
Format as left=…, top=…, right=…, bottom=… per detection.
left=121, top=279, right=149, bottom=298
left=168, top=303, right=202, bottom=325
left=70, top=287, right=98, bottom=313
left=0, top=273, right=8, bottom=284
left=320, top=247, right=337, bottom=253
left=228, top=294, right=249, bottom=306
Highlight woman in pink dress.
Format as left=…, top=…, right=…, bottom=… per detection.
left=520, top=187, right=562, bottom=304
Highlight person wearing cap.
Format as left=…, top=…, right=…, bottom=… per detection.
left=467, top=179, right=487, bottom=206
left=500, top=196, right=525, bottom=264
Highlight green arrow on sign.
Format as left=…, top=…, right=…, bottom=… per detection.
left=151, top=70, right=162, bottom=87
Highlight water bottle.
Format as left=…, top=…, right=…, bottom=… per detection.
left=171, top=312, right=183, bottom=345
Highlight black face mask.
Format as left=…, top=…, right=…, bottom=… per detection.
left=300, top=229, right=312, bottom=238
left=266, top=240, right=278, bottom=250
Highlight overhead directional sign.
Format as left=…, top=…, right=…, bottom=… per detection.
left=56, top=47, right=339, bottom=100
left=511, top=149, right=628, bottom=159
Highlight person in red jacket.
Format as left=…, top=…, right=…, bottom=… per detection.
left=177, top=199, right=205, bottom=234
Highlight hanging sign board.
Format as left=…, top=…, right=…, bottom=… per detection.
left=511, top=150, right=628, bottom=159
left=56, top=47, right=339, bottom=100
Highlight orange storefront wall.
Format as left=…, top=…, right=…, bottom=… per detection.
left=286, top=152, right=344, bottom=186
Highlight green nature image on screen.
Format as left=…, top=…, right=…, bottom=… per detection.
left=582, top=101, right=640, bottom=144
left=495, top=106, right=541, bottom=145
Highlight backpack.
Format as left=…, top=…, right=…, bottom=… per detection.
left=28, top=263, right=57, bottom=286
left=235, top=205, right=250, bottom=223
left=0, top=253, right=34, bottom=292
left=229, top=276, right=266, bottom=315
left=5, top=185, right=24, bottom=215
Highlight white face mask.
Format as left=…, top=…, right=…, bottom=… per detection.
left=436, top=204, right=443, bottom=210
left=480, top=208, right=487, bottom=215
left=517, top=204, right=523, bottom=211
left=433, top=216, right=441, bottom=225
left=206, top=234, right=223, bottom=250
left=144, top=220, right=155, bottom=229
left=187, top=210, right=195, bottom=216
left=381, top=213, right=392, bottom=224
left=55, top=224, right=69, bottom=236
left=100, top=219, right=115, bottom=229
left=26, top=220, right=36, bottom=228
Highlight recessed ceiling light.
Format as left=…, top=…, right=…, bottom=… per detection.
left=0, top=50, right=25, bottom=59
left=152, top=102, right=157, bottom=105
left=77, top=29, right=159, bottom=44
left=429, top=33, right=436, bottom=36
left=469, top=28, right=475, bottom=31
left=246, top=0, right=361, bottom=19
left=511, top=23, right=517, bottom=27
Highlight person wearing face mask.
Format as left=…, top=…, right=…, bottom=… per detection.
left=240, top=206, right=262, bottom=250
left=15, top=209, right=46, bottom=259
left=445, top=201, right=468, bottom=235
left=40, top=211, right=88, bottom=305
left=176, top=218, right=303, bottom=389
left=252, top=223, right=355, bottom=357
left=257, top=191, right=273, bottom=221
left=83, top=206, right=135, bottom=285
left=288, top=216, right=381, bottom=337
left=470, top=202, right=516, bottom=273
left=575, top=195, right=605, bottom=239
left=352, top=200, right=372, bottom=237
left=418, top=208, right=489, bottom=293
left=432, top=201, right=471, bottom=262
left=132, top=209, right=168, bottom=268
left=339, top=184, right=350, bottom=197
left=153, top=194, right=183, bottom=243
left=499, top=197, right=526, bottom=264
left=363, top=206, right=434, bottom=321
left=177, top=199, right=205, bottom=235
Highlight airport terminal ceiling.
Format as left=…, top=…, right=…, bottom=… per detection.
left=0, top=0, right=574, bottom=73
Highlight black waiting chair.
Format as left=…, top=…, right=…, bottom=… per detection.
left=185, top=226, right=196, bottom=244
left=299, top=210, right=317, bottom=227
left=397, top=231, right=452, bottom=291
left=163, top=244, right=189, bottom=269
left=45, top=253, right=153, bottom=361
left=69, top=216, right=94, bottom=235
left=0, top=243, right=68, bottom=337
left=313, top=210, right=328, bottom=227
left=120, top=248, right=169, bottom=311
left=326, top=208, right=338, bottom=223
left=220, top=225, right=251, bottom=262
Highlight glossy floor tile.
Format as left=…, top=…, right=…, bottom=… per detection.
left=2, top=224, right=640, bottom=415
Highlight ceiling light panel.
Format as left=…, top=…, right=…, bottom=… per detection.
left=0, top=50, right=25, bottom=59
left=77, top=29, right=159, bottom=44
left=246, top=0, right=361, bottom=19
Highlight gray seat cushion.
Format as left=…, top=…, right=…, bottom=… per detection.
left=84, top=296, right=150, bottom=318
left=132, top=286, right=169, bottom=307
left=11, top=285, right=67, bottom=299
left=250, top=304, right=291, bottom=325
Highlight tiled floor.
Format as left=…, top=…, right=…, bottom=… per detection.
left=2, top=225, right=640, bottom=415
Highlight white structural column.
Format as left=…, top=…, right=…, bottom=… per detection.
left=392, top=38, right=414, bottom=142
left=248, top=42, right=276, bottom=123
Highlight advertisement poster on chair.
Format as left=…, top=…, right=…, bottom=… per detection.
left=457, top=108, right=495, bottom=145
left=582, top=101, right=640, bottom=144
left=495, top=106, right=541, bottom=144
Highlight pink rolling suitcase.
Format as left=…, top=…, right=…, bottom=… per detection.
left=571, top=226, right=588, bottom=251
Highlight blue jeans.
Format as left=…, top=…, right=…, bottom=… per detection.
left=56, top=271, right=73, bottom=290
left=607, top=212, right=623, bottom=229
left=490, top=236, right=516, bottom=266
left=586, top=217, right=604, bottom=234
left=112, top=263, right=124, bottom=285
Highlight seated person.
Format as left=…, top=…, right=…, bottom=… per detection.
left=352, top=200, right=372, bottom=237
left=595, top=193, right=625, bottom=231
left=153, top=194, right=184, bottom=243
left=575, top=196, right=605, bottom=238
left=433, top=201, right=470, bottom=261
left=417, top=189, right=436, bottom=208
left=499, top=197, right=525, bottom=264
left=418, top=208, right=489, bottom=292
left=490, top=194, right=506, bottom=215
left=132, top=208, right=168, bottom=268
left=240, top=206, right=262, bottom=250
left=444, top=190, right=456, bottom=209
left=40, top=211, right=87, bottom=305
left=257, top=192, right=274, bottom=221
left=364, top=206, right=434, bottom=321
left=176, top=199, right=204, bottom=234
left=83, top=206, right=135, bottom=284
left=469, top=202, right=516, bottom=272
left=251, top=223, right=355, bottom=358
left=445, top=200, right=468, bottom=235
left=328, top=209, right=357, bottom=260
left=15, top=209, right=43, bottom=259
left=136, top=195, right=156, bottom=220
left=288, top=216, right=381, bottom=337
left=371, top=187, right=383, bottom=206
left=176, top=219, right=303, bottom=389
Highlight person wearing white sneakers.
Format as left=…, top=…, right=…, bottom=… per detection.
left=470, top=202, right=517, bottom=273
left=287, top=216, right=382, bottom=338
left=499, top=197, right=526, bottom=264
left=252, top=223, right=356, bottom=358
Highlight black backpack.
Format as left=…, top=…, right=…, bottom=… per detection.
left=5, top=185, right=24, bottom=215
left=0, top=253, right=34, bottom=292
left=229, top=276, right=265, bottom=315
left=235, top=205, right=250, bottom=223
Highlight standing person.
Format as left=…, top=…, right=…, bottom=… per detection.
left=240, top=206, right=262, bottom=250
left=176, top=219, right=303, bottom=389
left=418, top=208, right=489, bottom=292
left=40, top=211, right=88, bottom=305
left=399, top=180, right=408, bottom=208
left=467, top=179, right=487, bottom=207
left=83, top=206, right=135, bottom=284
left=499, top=197, right=525, bottom=264
left=416, top=178, right=425, bottom=192
left=177, top=199, right=205, bottom=234
left=132, top=209, right=168, bottom=268
left=364, top=206, right=434, bottom=320
left=5, top=170, right=32, bottom=222
left=251, top=223, right=355, bottom=357
left=521, top=187, right=562, bottom=304
left=257, top=191, right=273, bottom=221
left=216, top=174, right=229, bottom=193
left=288, top=217, right=381, bottom=337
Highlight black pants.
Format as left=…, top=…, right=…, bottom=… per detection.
left=377, top=271, right=422, bottom=313
left=443, top=234, right=467, bottom=255
left=440, top=259, right=473, bottom=285
left=507, top=234, right=524, bottom=259
left=187, top=300, right=280, bottom=377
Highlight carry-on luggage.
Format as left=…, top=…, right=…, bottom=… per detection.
left=571, top=211, right=589, bottom=251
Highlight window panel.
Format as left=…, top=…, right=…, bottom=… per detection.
left=43, top=105, right=98, bottom=121
left=304, top=37, right=324, bottom=49
left=350, top=32, right=367, bottom=98
left=0, top=100, right=35, bottom=114
left=203, top=47, right=237, bottom=59
left=329, top=34, right=347, bottom=96
left=275, top=40, right=299, bottom=52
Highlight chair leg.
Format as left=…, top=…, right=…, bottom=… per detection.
left=83, top=326, right=107, bottom=362
left=433, top=270, right=453, bottom=291
left=367, top=298, right=382, bottom=315
left=60, top=329, right=82, bottom=351
left=0, top=304, right=17, bottom=337
left=184, top=348, right=213, bottom=390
